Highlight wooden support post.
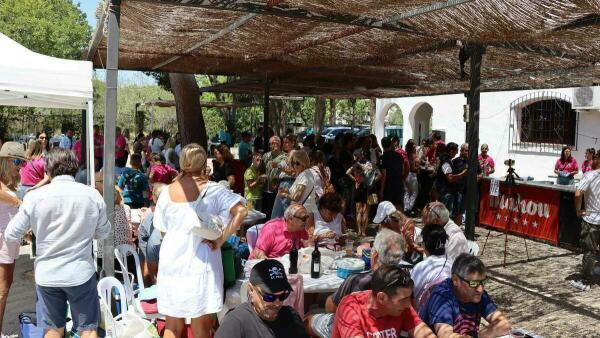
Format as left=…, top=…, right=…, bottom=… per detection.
left=102, top=0, right=120, bottom=277
left=465, top=44, right=485, bottom=241
left=263, top=80, right=270, bottom=151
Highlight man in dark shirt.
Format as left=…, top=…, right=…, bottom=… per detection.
left=379, top=136, right=405, bottom=211
left=215, top=260, right=308, bottom=338
left=306, top=228, right=407, bottom=338
left=451, top=143, right=481, bottom=225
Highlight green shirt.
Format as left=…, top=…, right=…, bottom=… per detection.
left=244, top=166, right=263, bottom=201
left=262, top=151, right=287, bottom=192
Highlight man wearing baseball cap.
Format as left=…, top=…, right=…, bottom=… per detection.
left=215, top=259, right=308, bottom=338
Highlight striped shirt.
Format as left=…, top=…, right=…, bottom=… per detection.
left=578, top=170, right=600, bottom=225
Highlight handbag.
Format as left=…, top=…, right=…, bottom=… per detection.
left=367, top=193, right=378, bottom=206
left=188, top=183, right=226, bottom=241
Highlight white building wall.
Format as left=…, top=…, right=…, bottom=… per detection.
left=376, top=88, right=600, bottom=181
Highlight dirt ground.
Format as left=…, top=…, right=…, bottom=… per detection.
left=4, top=227, right=600, bottom=337
left=463, top=227, right=600, bottom=338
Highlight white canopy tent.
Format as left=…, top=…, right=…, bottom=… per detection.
left=0, top=33, right=95, bottom=185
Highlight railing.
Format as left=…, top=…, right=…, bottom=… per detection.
left=509, top=91, right=578, bottom=154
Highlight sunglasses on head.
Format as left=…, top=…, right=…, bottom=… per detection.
left=256, top=288, right=290, bottom=302
left=12, top=159, right=25, bottom=166
left=458, top=275, right=488, bottom=288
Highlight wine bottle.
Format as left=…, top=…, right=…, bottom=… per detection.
left=311, top=240, right=321, bottom=278
left=289, top=240, right=298, bottom=274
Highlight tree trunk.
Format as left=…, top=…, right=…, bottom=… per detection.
left=329, top=98, right=336, bottom=125
left=169, top=73, right=207, bottom=148
left=315, top=97, right=326, bottom=133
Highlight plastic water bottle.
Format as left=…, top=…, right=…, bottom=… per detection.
left=570, top=280, right=591, bottom=291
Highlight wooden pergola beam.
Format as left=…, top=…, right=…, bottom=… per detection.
left=490, top=42, right=591, bottom=62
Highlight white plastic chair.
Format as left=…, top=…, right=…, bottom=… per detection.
left=97, top=276, right=128, bottom=325
left=114, top=244, right=160, bottom=320
left=467, top=241, right=480, bottom=256
left=246, top=223, right=265, bottom=252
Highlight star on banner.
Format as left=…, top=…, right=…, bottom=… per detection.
left=497, top=214, right=502, bottom=220
left=523, top=219, right=529, bottom=226
left=513, top=217, right=519, bottom=224
left=532, top=221, right=539, bottom=228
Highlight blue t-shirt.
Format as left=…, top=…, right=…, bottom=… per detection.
left=419, top=278, right=497, bottom=336
left=117, top=168, right=149, bottom=205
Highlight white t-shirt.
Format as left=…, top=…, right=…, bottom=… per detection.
left=578, top=170, right=600, bottom=225
left=442, top=162, right=453, bottom=175
left=150, top=137, right=164, bottom=154
left=444, top=220, right=469, bottom=261
left=411, top=255, right=452, bottom=309
left=313, top=210, right=343, bottom=236
left=291, top=169, right=317, bottom=213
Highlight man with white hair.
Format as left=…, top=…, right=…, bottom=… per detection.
left=306, top=228, right=407, bottom=338
left=422, top=201, right=469, bottom=261
left=249, top=204, right=309, bottom=259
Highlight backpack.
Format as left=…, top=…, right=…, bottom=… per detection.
left=124, top=170, right=146, bottom=192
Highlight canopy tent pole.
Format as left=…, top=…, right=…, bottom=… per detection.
left=102, top=0, right=121, bottom=277
left=465, top=44, right=486, bottom=241
left=85, top=102, right=95, bottom=187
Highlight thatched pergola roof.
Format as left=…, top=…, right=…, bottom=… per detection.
left=88, top=0, right=600, bottom=97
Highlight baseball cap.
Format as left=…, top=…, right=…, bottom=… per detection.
left=0, top=142, right=27, bottom=160
left=249, top=259, right=293, bottom=294
left=373, top=201, right=397, bottom=223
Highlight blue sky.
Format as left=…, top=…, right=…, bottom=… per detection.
left=73, top=0, right=157, bottom=85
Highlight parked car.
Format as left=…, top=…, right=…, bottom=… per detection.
left=323, top=126, right=352, bottom=142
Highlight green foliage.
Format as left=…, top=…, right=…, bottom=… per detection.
left=0, top=0, right=91, bottom=59
left=386, top=105, right=404, bottom=126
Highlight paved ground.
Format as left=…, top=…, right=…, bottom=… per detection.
left=4, top=245, right=35, bottom=336
left=4, top=227, right=600, bottom=337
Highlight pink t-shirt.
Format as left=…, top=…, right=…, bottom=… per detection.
left=115, top=134, right=127, bottom=158
left=249, top=217, right=308, bottom=259
left=555, top=157, right=578, bottom=173
left=478, top=154, right=495, bottom=175
left=73, top=140, right=82, bottom=163
left=94, top=133, right=103, bottom=158
left=19, top=158, right=45, bottom=186
left=582, top=159, right=593, bottom=174
left=149, top=164, right=177, bottom=184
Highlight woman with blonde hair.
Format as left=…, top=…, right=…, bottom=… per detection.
left=281, top=149, right=319, bottom=213
left=0, top=142, right=27, bottom=336
left=154, top=143, right=247, bottom=338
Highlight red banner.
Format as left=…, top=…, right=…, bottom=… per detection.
left=479, top=180, right=560, bottom=244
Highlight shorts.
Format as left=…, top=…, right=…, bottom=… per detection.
left=310, top=313, right=334, bottom=338
left=0, top=233, right=19, bottom=264
left=36, top=275, right=100, bottom=331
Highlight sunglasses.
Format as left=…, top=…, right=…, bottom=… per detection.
left=384, top=274, right=413, bottom=289
left=256, top=288, right=290, bottom=302
left=458, top=275, right=488, bottom=288
left=292, top=161, right=302, bottom=167
left=294, top=214, right=309, bottom=222
left=39, top=136, right=47, bottom=139
left=12, top=159, right=25, bottom=166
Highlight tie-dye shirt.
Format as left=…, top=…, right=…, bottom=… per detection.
left=419, top=278, right=497, bottom=336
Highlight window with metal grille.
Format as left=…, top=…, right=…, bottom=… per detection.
left=509, top=92, right=578, bottom=153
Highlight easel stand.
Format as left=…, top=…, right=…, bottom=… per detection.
left=481, top=168, right=530, bottom=267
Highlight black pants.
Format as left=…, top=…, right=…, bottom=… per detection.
left=262, top=191, right=276, bottom=220
left=581, top=219, right=600, bottom=282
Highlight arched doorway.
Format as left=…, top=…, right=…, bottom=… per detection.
left=410, top=102, right=432, bottom=144
left=384, top=104, right=403, bottom=145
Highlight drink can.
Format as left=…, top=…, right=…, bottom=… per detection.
left=361, top=249, right=371, bottom=271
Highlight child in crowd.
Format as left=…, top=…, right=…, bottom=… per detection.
left=244, top=153, right=266, bottom=210
left=118, top=153, right=150, bottom=209
left=149, top=153, right=178, bottom=184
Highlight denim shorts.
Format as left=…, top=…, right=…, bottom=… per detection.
left=310, top=313, right=334, bottom=338
left=36, top=275, right=99, bottom=331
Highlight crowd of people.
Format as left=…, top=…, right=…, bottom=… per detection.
left=0, top=124, right=598, bottom=338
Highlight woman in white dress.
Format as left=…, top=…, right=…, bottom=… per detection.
left=154, top=143, right=247, bottom=338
